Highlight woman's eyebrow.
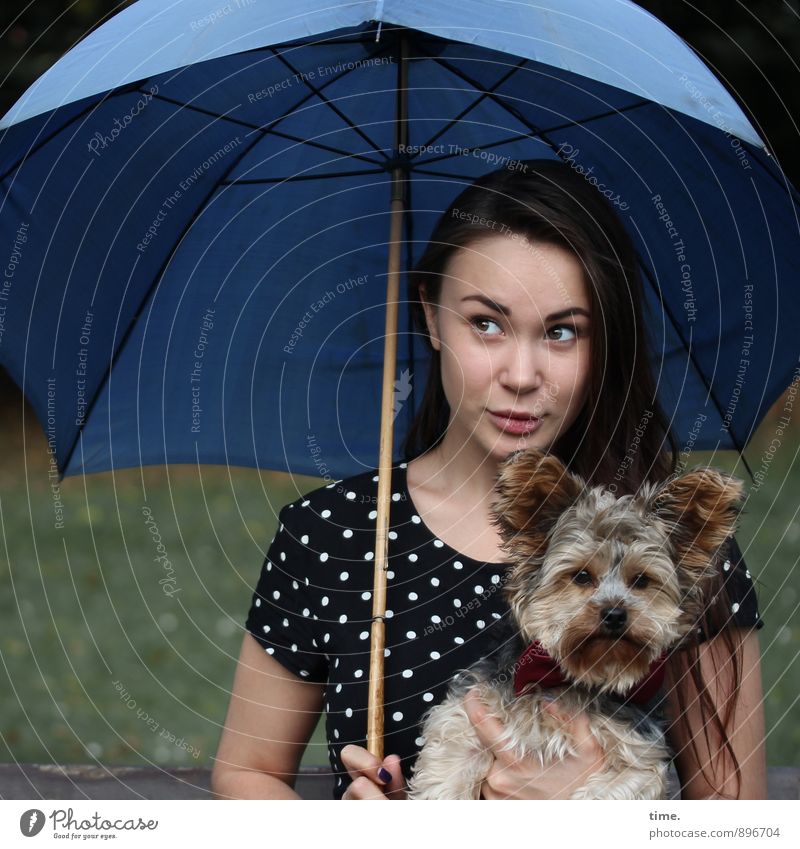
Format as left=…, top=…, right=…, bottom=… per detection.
left=460, top=294, right=590, bottom=322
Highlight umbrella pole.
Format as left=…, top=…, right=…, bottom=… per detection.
left=367, top=29, right=409, bottom=761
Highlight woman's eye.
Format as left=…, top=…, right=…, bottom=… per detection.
left=572, top=570, right=593, bottom=585
left=548, top=324, right=577, bottom=341
left=472, top=316, right=502, bottom=336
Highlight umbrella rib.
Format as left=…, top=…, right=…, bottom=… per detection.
left=407, top=131, right=559, bottom=170
left=414, top=49, right=651, bottom=160
left=531, top=101, right=654, bottom=137
left=249, top=36, right=396, bottom=146
left=238, top=33, right=382, bottom=52
left=636, top=256, right=756, bottom=482
left=401, top=167, right=508, bottom=182
left=220, top=168, right=388, bottom=185
left=407, top=54, right=531, bottom=154
left=2, top=27, right=397, bottom=183
left=242, top=130, right=384, bottom=168
left=0, top=82, right=144, bottom=182
left=395, top=110, right=647, bottom=175
left=151, top=90, right=388, bottom=168
left=412, top=49, right=557, bottom=151
left=268, top=47, right=389, bottom=159
left=420, top=100, right=648, bottom=171
left=56, top=129, right=265, bottom=480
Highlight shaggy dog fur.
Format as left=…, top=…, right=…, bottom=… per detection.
left=406, top=448, right=744, bottom=800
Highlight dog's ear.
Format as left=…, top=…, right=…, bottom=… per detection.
left=643, top=467, right=745, bottom=611
left=489, top=448, right=584, bottom=563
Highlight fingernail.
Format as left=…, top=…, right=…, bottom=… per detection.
left=541, top=693, right=558, bottom=702
left=378, top=767, right=392, bottom=783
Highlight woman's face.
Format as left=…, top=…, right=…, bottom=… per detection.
left=420, top=233, right=592, bottom=465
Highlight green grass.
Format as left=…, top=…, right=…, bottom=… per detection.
left=0, top=420, right=330, bottom=769
left=1, top=411, right=798, bottom=773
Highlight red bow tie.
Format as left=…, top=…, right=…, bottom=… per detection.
left=513, top=640, right=668, bottom=705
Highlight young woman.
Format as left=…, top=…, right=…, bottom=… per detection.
left=211, top=160, right=766, bottom=801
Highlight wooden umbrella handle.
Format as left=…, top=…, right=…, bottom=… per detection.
left=367, top=29, right=409, bottom=761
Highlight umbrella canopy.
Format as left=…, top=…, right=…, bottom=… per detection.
left=0, top=0, right=797, bottom=484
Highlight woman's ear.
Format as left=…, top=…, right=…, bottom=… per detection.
left=419, top=284, right=441, bottom=352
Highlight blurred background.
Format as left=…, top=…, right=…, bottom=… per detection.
left=0, top=0, right=798, bottom=773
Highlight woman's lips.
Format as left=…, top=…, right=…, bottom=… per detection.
left=488, top=411, right=542, bottom=435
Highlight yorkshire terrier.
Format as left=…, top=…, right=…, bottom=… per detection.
left=406, top=448, right=744, bottom=800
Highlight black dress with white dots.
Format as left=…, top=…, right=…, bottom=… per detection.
left=245, top=462, right=765, bottom=799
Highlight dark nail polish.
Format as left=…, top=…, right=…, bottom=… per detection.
left=378, top=767, right=392, bottom=783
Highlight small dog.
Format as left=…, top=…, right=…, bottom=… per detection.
left=407, top=448, right=744, bottom=800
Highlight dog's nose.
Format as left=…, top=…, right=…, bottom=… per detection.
left=601, top=607, right=627, bottom=631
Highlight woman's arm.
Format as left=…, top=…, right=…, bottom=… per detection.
left=663, top=628, right=767, bottom=800
left=211, top=632, right=325, bottom=799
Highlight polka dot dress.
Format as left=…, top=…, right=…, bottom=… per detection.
left=245, top=462, right=764, bottom=799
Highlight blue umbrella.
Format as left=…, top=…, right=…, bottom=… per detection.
left=1, top=0, right=797, bottom=483
left=1, top=0, right=798, bottom=754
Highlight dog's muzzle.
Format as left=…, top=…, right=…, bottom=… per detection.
left=600, top=606, right=627, bottom=633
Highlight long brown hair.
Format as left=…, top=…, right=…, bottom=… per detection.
left=402, top=158, right=746, bottom=797
left=403, top=159, right=674, bottom=492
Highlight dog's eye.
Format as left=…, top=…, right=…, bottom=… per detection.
left=572, top=570, right=593, bottom=585
left=631, top=573, right=650, bottom=589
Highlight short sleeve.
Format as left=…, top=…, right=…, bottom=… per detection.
left=245, top=504, right=329, bottom=683
left=697, top=534, right=765, bottom=644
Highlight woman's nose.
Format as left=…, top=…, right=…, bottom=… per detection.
left=497, top=338, right=545, bottom=393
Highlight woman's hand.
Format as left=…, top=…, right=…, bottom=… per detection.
left=463, top=689, right=606, bottom=799
left=340, top=744, right=407, bottom=799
